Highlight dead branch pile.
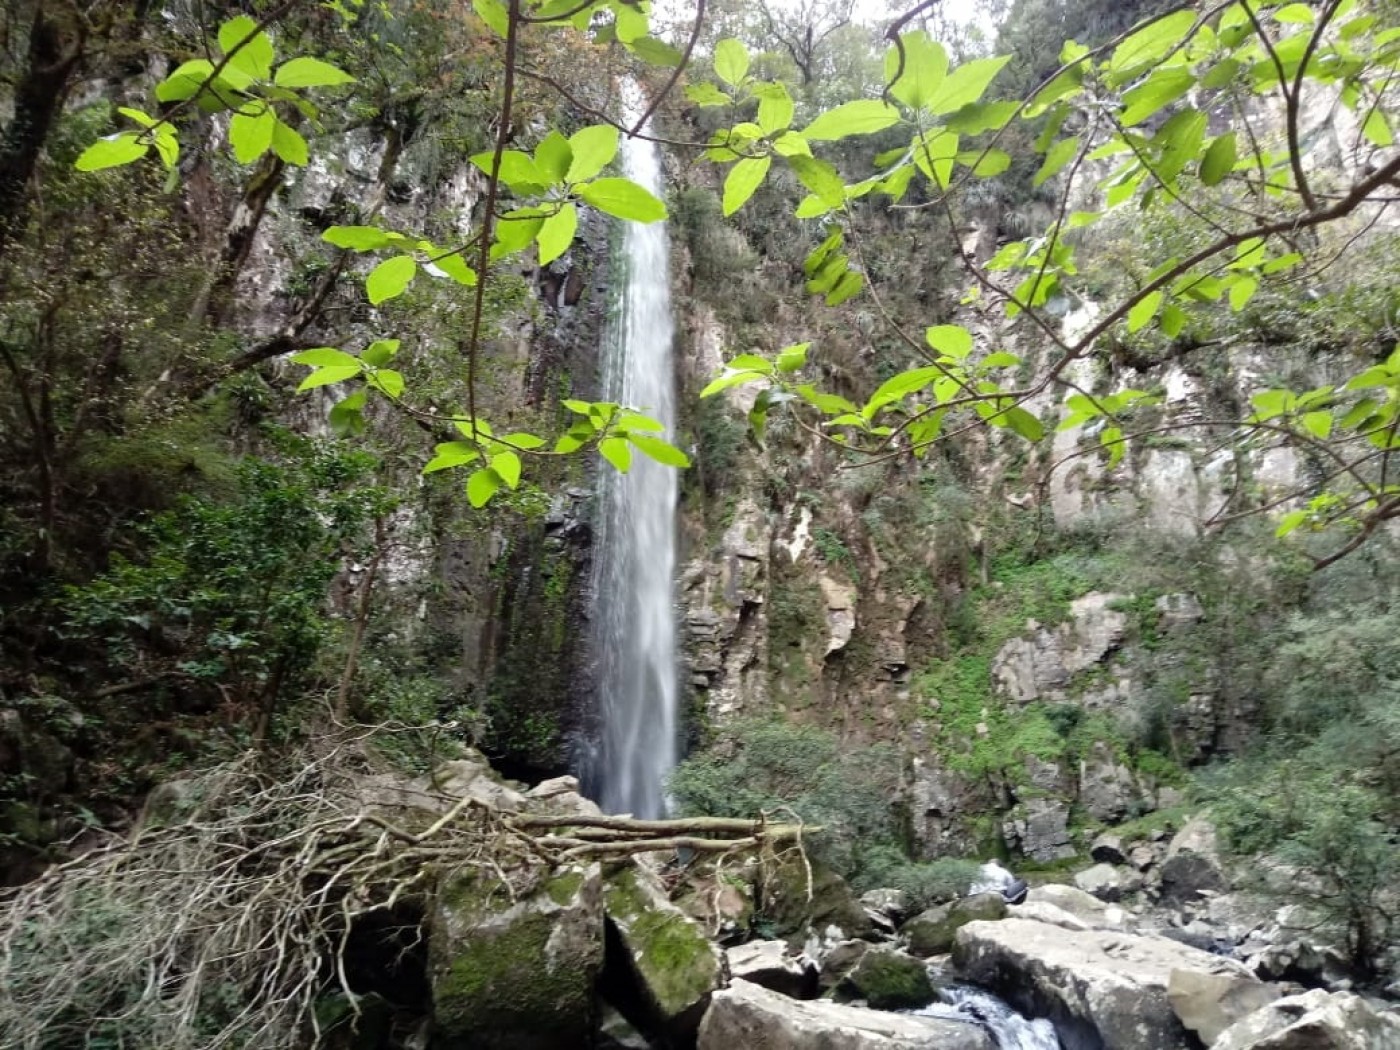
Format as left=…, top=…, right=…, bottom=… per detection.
left=0, top=738, right=810, bottom=1050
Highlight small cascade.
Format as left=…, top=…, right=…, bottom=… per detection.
left=583, top=83, right=680, bottom=819
left=914, top=985, right=1062, bottom=1050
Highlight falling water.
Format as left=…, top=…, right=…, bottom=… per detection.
left=585, top=83, right=679, bottom=818
left=914, top=985, right=1062, bottom=1050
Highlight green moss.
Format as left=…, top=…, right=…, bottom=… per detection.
left=840, top=948, right=934, bottom=1009
left=605, top=868, right=717, bottom=1017
left=546, top=869, right=585, bottom=907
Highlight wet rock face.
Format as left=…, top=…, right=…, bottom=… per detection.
left=698, top=979, right=995, bottom=1050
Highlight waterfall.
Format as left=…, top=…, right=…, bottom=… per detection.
left=584, top=83, right=679, bottom=819
left=913, top=986, right=1062, bottom=1050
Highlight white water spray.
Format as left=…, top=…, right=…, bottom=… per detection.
left=587, top=84, right=679, bottom=818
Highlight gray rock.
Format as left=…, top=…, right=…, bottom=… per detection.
left=1008, top=900, right=1093, bottom=931
left=904, top=894, right=1008, bottom=958
left=860, top=888, right=909, bottom=927
left=1026, top=884, right=1133, bottom=929
left=726, top=940, right=818, bottom=1000
left=1075, top=862, right=1142, bottom=902
left=603, top=863, right=724, bottom=1043
left=1166, top=968, right=1282, bottom=1046
left=1161, top=816, right=1227, bottom=903
left=1079, top=741, right=1143, bottom=822
left=1210, top=988, right=1400, bottom=1049
left=698, top=979, right=995, bottom=1050
left=1155, top=593, right=1205, bottom=630
left=1002, top=798, right=1076, bottom=862
left=837, top=946, right=936, bottom=1010
left=1091, top=832, right=1128, bottom=866
left=954, top=918, right=1253, bottom=1050
left=430, top=862, right=603, bottom=1049
left=817, top=938, right=870, bottom=992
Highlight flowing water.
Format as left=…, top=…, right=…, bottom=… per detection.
left=914, top=984, right=1062, bottom=1050
left=585, top=84, right=680, bottom=819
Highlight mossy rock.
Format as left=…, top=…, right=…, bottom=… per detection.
left=903, top=893, right=1008, bottom=958
left=602, top=864, right=722, bottom=1042
left=837, top=946, right=935, bottom=1010
left=430, top=863, right=603, bottom=1049
left=760, top=855, right=874, bottom=941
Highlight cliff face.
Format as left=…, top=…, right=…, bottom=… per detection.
left=660, top=78, right=1399, bottom=862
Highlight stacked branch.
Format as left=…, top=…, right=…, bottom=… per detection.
left=0, top=739, right=813, bottom=1050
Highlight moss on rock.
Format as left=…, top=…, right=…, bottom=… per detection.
left=838, top=946, right=935, bottom=1010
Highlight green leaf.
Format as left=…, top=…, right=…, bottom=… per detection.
left=117, top=106, right=157, bottom=129
left=578, top=178, right=667, bottom=222
left=757, top=84, right=794, bottom=134
left=293, top=347, right=359, bottom=367
left=627, top=433, right=690, bottom=467
left=866, top=367, right=942, bottom=416
left=1160, top=303, right=1188, bottom=338
left=1300, top=410, right=1333, bottom=440
left=884, top=31, right=948, bottom=111
left=1229, top=276, right=1258, bottom=312
left=627, top=35, right=683, bottom=67
left=1001, top=406, right=1044, bottom=441
left=298, top=365, right=361, bottom=390
left=1275, top=509, right=1309, bottom=537
left=699, top=370, right=766, bottom=398
left=324, top=225, right=392, bottom=251
left=1363, top=109, right=1394, bottom=148
left=1102, top=426, right=1126, bottom=467
left=714, top=38, right=750, bottom=86
left=1199, top=133, right=1237, bottom=186
left=467, top=468, right=503, bottom=508
left=218, top=16, right=274, bottom=81
left=982, top=351, right=1020, bottom=369
left=686, top=82, right=730, bottom=107
left=566, top=125, right=619, bottom=182
left=271, top=120, right=308, bottom=165
left=1120, top=67, right=1196, bottom=126
left=599, top=437, right=632, bottom=473
left=424, top=442, right=479, bottom=474
left=367, top=368, right=404, bottom=398
left=1127, top=290, right=1163, bottom=333
left=787, top=155, right=844, bottom=208
left=945, top=100, right=1020, bottom=134
left=428, top=252, right=477, bottom=286
left=229, top=105, right=276, bottom=164
left=1251, top=389, right=1294, bottom=419
left=776, top=343, right=810, bottom=373
left=913, top=129, right=958, bottom=189
left=926, top=325, right=973, bottom=359
left=361, top=339, right=399, bottom=366
left=470, top=149, right=547, bottom=191
left=958, top=148, right=1010, bottom=177
left=926, top=54, right=1010, bottom=115
left=329, top=389, right=367, bottom=436
left=825, top=271, right=863, bottom=307
left=472, top=0, right=509, bottom=35
left=274, top=56, right=355, bottom=88
left=1109, top=10, right=1197, bottom=79
left=75, top=133, right=149, bottom=171
left=1033, top=136, right=1079, bottom=187
left=534, top=131, right=573, bottom=183
left=366, top=255, right=417, bottom=305
left=492, top=209, right=545, bottom=257
left=157, top=60, right=216, bottom=103
left=491, top=451, right=522, bottom=489
left=536, top=203, right=578, bottom=265
left=723, top=156, right=771, bottom=216
left=727, top=354, right=774, bottom=373
left=1274, top=3, right=1315, bottom=23
left=500, top=431, right=547, bottom=449
left=803, top=100, right=900, bottom=141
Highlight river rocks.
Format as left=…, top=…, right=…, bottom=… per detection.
left=430, top=862, right=604, bottom=1049
left=954, top=917, right=1254, bottom=1050
left=602, top=864, right=725, bottom=1043
left=836, top=945, right=936, bottom=1009
left=698, top=978, right=995, bottom=1050
left=1090, top=832, right=1128, bottom=865
left=726, top=940, right=818, bottom=999
left=761, top=855, right=873, bottom=941
left=1210, top=988, right=1400, bottom=1050
left=1166, top=968, right=1283, bottom=1045
left=904, top=894, right=1008, bottom=958
left=1022, top=883, right=1131, bottom=928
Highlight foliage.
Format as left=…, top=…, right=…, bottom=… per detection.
left=61, top=442, right=387, bottom=739
left=668, top=718, right=902, bottom=883
left=853, top=848, right=985, bottom=911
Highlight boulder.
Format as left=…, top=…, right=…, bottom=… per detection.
left=836, top=946, right=935, bottom=1010
left=904, top=894, right=1008, bottom=958
left=1166, top=968, right=1283, bottom=1045
left=1079, top=742, right=1142, bottom=823
left=760, top=855, right=873, bottom=941
left=430, top=862, right=603, bottom=1049
left=1211, top=988, right=1400, bottom=1050
left=603, top=864, right=725, bottom=1044
left=1024, top=883, right=1133, bottom=929
left=1007, top=900, right=1093, bottom=932
left=1161, top=816, right=1227, bottom=904
left=1091, top=832, right=1128, bottom=866
left=698, top=979, right=994, bottom=1050
left=1075, top=862, right=1142, bottom=903
left=816, top=938, right=870, bottom=992
left=1002, top=798, right=1076, bottom=862
left=953, top=918, right=1254, bottom=1050
left=725, top=940, right=818, bottom=1000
